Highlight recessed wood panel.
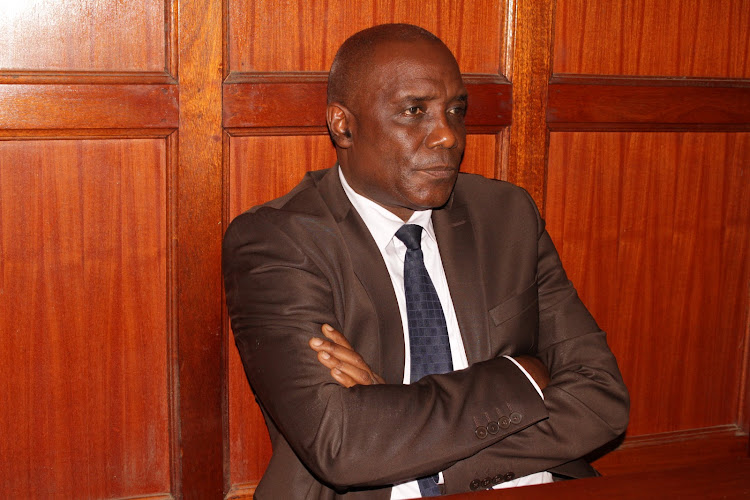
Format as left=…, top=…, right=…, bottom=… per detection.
left=546, top=132, right=750, bottom=436
left=0, top=139, right=170, bottom=498
left=0, top=1, right=167, bottom=72
left=554, top=0, right=750, bottom=78
left=228, top=0, right=508, bottom=74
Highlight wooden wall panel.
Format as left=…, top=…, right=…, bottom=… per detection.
left=554, top=0, right=750, bottom=78
left=546, top=131, right=750, bottom=436
left=228, top=0, right=508, bottom=74
left=0, top=1, right=167, bottom=72
left=0, top=138, right=170, bottom=498
left=227, top=133, right=500, bottom=220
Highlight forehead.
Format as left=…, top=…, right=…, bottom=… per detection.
left=359, top=39, right=464, bottom=103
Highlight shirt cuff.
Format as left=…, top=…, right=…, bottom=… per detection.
left=503, top=355, right=544, bottom=400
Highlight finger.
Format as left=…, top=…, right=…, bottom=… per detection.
left=310, top=336, right=371, bottom=371
left=316, top=351, right=376, bottom=386
left=321, top=324, right=353, bottom=349
left=330, top=368, right=357, bottom=388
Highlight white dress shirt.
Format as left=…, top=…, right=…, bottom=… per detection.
left=339, top=168, right=551, bottom=498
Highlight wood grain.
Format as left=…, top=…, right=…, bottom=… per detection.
left=554, top=0, right=750, bottom=78
left=0, top=139, right=170, bottom=498
left=0, top=85, right=178, bottom=130
left=176, top=0, right=224, bottom=497
left=546, top=131, right=750, bottom=437
left=505, top=0, right=554, bottom=210
left=228, top=0, right=507, bottom=74
left=0, top=0, right=167, bottom=72
left=591, top=425, right=748, bottom=475
left=547, top=77, right=750, bottom=130
left=223, top=75, right=511, bottom=131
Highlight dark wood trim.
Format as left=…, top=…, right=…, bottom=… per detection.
left=740, top=301, right=750, bottom=435
left=176, top=0, right=225, bottom=497
left=0, top=84, right=178, bottom=129
left=505, top=0, right=555, bottom=212
left=222, top=72, right=511, bottom=131
left=166, top=130, right=181, bottom=500
left=0, top=129, right=177, bottom=139
left=591, top=425, right=748, bottom=476
left=0, top=71, right=177, bottom=84
left=165, top=0, right=178, bottom=80
left=548, top=75, right=750, bottom=130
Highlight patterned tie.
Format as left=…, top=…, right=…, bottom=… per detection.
left=395, top=224, right=453, bottom=497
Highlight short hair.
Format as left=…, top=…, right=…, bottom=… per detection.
left=327, top=24, right=446, bottom=107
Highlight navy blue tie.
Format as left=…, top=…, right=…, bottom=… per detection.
left=395, top=224, right=453, bottom=497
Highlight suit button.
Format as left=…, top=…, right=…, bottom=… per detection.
left=470, top=479, right=481, bottom=490
left=475, top=426, right=488, bottom=439
left=505, top=472, right=516, bottom=481
left=499, top=416, right=510, bottom=428
left=510, top=412, right=522, bottom=424
left=481, top=477, right=491, bottom=488
left=487, top=421, right=500, bottom=434
left=492, top=474, right=504, bottom=484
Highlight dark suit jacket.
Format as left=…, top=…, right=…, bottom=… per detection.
left=223, top=167, right=629, bottom=499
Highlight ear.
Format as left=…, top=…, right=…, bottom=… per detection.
left=326, top=103, right=353, bottom=148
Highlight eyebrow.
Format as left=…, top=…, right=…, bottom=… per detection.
left=393, top=92, right=468, bottom=105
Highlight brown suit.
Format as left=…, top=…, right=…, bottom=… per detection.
left=223, top=167, right=629, bottom=499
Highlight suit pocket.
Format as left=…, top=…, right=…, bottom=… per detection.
left=488, top=282, right=539, bottom=355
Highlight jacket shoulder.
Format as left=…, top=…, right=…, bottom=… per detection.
left=453, top=173, right=540, bottom=220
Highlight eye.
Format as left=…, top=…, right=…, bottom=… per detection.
left=448, top=105, right=467, bottom=117
left=403, top=106, right=423, bottom=116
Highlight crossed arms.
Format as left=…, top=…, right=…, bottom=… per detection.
left=223, top=183, right=629, bottom=493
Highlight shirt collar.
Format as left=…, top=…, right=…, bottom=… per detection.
left=338, top=166, right=436, bottom=251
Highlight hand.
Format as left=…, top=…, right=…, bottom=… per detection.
left=512, top=355, right=550, bottom=391
left=309, top=324, right=385, bottom=387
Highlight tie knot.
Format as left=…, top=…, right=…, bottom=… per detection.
left=395, top=224, right=423, bottom=250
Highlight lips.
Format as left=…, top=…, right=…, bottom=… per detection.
left=417, top=166, right=458, bottom=179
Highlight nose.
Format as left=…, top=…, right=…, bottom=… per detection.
left=425, top=114, right=458, bottom=149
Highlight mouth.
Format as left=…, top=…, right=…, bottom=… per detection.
left=418, top=166, right=458, bottom=179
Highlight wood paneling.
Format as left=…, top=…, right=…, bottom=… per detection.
left=505, top=0, right=555, bottom=208
left=0, top=1, right=167, bottom=72
left=547, top=77, right=750, bottom=131
left=0, top=138, right=170, bottom=498
left=592, top=426, right=748, bottom=475
left=228, top=0, right=508, bottom=74
left=546, top=131, right=750, bottom=436
left=554, top=0, right=750, bottom=78
left=177, top=0, right=225, bottom=497
left=0, top=85, right=178, bottom=130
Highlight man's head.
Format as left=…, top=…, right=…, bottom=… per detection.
left=327, top=24, right=467, bottom=221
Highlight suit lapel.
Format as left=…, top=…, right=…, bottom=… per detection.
left=433, top=191, right=489, bottom=366
left=316, top=168, right=405, bottom=384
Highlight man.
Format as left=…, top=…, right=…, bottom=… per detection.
left=223, top=24, right=629, bottom=499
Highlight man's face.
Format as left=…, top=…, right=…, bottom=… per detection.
left=340, top=39, right=467, bottom=220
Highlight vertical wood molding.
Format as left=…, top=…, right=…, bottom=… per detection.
left=177, top=0, right=224, bottom=497
left=506, top=0, right=555, bottom=212
left=740, top=293, right=750, bottom=434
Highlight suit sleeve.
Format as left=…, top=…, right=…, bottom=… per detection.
left=441, top=192, right=629, bottom=494
left=223, top=209, right=548, bottom=490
